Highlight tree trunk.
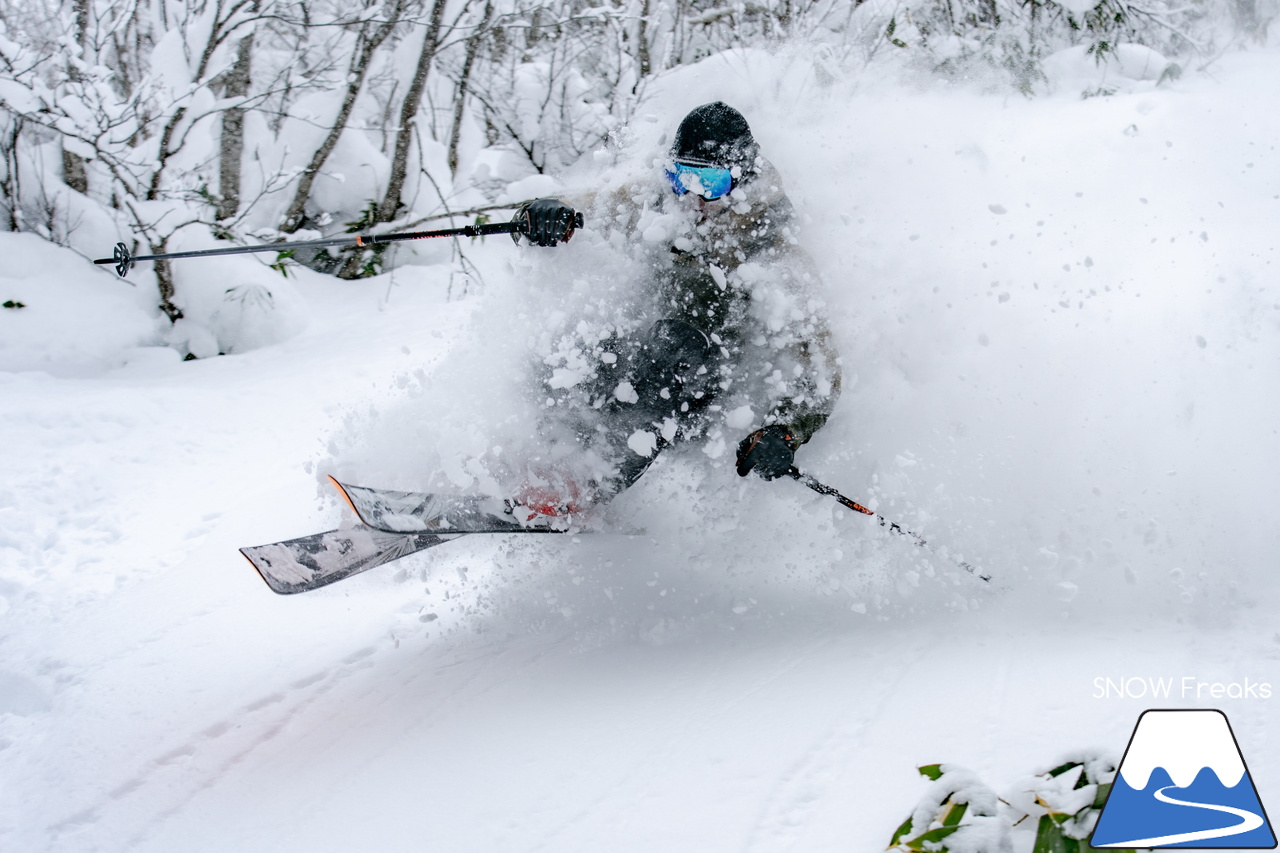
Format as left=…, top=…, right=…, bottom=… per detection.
left=63, top=0, right=91, bottom=194
left=2, top=119, right=20, bottom=231
left=152, top=251, right=183, bottom=322
left=62, top=146, right=89, bottom=194
left=74, top=0, right=90, bottom=51
left=448, top=1, right=491, bottom=177
left=280, top=0, right=405, bottom=233
left=375, top=0, right=449, bottom=224
left=217, top=31, right=253, bottom=222
left=146, top=5, right=241, bottom=202
left=636, top=0, right=651, bottom=80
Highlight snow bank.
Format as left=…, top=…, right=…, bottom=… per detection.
left=1043, top=43, right=1178, bottom=96
left=0, top=233, right=161, bottom=376
left=166, top=246, right=312, bottom=357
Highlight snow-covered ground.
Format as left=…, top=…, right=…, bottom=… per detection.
left=3, top=46, right=1279, bottom=852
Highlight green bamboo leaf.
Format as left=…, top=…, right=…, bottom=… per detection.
left=910, top=824, right=961, bottom=846
left=1033, top=814, right=1073, bottom=853
left=889, top=816, right=914, bottom=847
left=1047, top=761, right=1081, bottom=778
left=942, top=801, right=969, bottom=827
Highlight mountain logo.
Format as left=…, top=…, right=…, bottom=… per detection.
left=1091, top=709, right=1276, bottom=848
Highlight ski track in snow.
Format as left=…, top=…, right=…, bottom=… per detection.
left=39, top=604, right=564, bottom=851
left=39, top=625, right=371, bottom=844
left=741, top=632, right=932, bottom=852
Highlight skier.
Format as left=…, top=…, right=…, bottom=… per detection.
left=508, top=101, right=841, bottom=521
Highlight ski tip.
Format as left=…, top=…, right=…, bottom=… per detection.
left=239, top=546, right=300, bottom=595
left=326, top=476, right=380, bottom=530
left=327, top=475, right=358, bottom=513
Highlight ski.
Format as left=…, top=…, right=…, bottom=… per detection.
left=241, top=480, right=575, bottom=594
left=240, top=525, right=464, bottom=595
left=327, top=476, right=563, bottom=534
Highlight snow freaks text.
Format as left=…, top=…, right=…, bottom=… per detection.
left=1092, top=677, right=1274, bottom=701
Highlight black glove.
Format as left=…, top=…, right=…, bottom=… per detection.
left=736, top=425, right=800, bottom=480
left=513, top=198, right=581, bottom=247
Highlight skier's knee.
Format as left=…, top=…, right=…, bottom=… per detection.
left=633, top=318, right=717, bottom=406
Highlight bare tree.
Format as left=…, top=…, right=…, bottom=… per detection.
left=279, top=0, right=409, bottom=233
left=1, top=116, right=21, bottom=232
left=0, top=0, right=1243, bottom=311
left=448, top=0, right=493, bottom=176
left=217, top=26, right=255, bottom=222
left=146, top=0, right=262, bottom=202
left=61, top=0, right=93, bottom=194
left=375, top=0, right=453, bottom=224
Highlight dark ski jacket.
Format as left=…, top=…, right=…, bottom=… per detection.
left=569, top=157, right=841, bottom=447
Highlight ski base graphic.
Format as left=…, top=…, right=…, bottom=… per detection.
left=241, top=525, right=461, bottom=595
left=241, top=480, right=576, bottom=594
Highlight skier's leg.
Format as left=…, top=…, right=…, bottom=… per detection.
left=514, top=318, right=720, bottom=516
left=594, top=317, right=720, bottom=497
left=628, top=317, right=719, bottom=420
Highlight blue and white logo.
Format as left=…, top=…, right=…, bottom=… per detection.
left=1092, top=709, right=1276, bottom=848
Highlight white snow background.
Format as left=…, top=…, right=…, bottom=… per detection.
left=2, top=46, right=1279, bottom=852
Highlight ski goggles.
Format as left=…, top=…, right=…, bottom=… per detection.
left=665, top=162, right=734, bottom=200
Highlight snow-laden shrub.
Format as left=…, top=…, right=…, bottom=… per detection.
left=889, top=764, right=1012, bottom=853
left=165, top=254, right=310, bottom=358
left=856, top=0, right=1229, bottom=95
left=1005, top=754, right=1131, bottom=853
left=889, top=756, right=1136, bottom=853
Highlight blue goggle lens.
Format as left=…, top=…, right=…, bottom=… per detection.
left=666, top=163, right=733, bottom=200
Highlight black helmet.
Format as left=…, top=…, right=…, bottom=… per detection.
left=671, top=102, right=760, bottom=177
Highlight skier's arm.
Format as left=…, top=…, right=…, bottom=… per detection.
left=736, top=256, right=842, bottom=478
left=736, top=350, right=840, bottom=480
left=764, top=317, right=842, bottom=443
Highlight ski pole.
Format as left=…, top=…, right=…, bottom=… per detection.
left=786, top=466, right=991, bottom=582
left=92, top=212, right=583, bottom=278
